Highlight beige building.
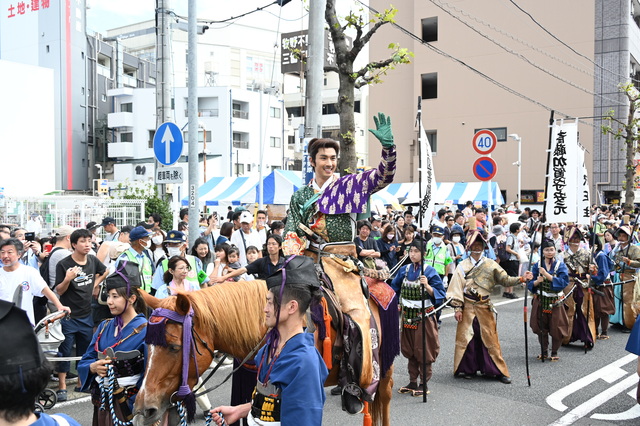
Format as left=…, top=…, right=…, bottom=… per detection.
left=368, top=0, right=601, bottom=207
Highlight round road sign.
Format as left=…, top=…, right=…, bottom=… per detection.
left=472, top=156, right=498, bottom=181
left=472, top=129, right=497, bottom=155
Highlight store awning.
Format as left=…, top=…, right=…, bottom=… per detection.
left=380, top=182, right=504, bottom=206
left=181, top=170, right=304, bottom=206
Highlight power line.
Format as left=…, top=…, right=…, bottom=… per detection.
left=508, top=0, right=639, bottom=84
left=429, top=0, right=626, bottom=107
left=355, top=0, right=598, bottom=128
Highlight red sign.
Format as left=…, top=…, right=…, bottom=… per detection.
left=472, top=157, right=497, bottom=181
left=472, top=129, right=497, bottom=155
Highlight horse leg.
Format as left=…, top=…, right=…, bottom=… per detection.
left=370, top=365, right=393, bottom=426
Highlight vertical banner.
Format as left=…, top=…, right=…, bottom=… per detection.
left=544, top=120, right=579, bottom=223
left=577, top=146, right=591, bottom=225
left=418, top=125, right=437, bottom=226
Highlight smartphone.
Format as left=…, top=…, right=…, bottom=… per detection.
left=25, top=232, right=35, bottom=241
left=44, top=243, right=53, bottom=253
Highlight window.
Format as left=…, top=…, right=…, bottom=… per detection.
left=148, top=130, right=155, bottom=148
left=270, top=137, right=281, bottom=148
left=183, top=130, right=212, bottom=143
left=288, top=135, right=296, bottom=146
left=121, top=132, right=133, bottom=142
left=120, top=103, right=133, bottom=113
left=421, top=73, right=438, bottom=99
left=270, top=107, right=281, bottom=118
left=235, top=163, right=245, bottom=175
left=425, top=130, right=437, bottom=154
left=421, top=17, right=438, bottom=42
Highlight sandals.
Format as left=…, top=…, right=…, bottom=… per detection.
left=597, top=334, right=610, bottom=340
left=411, top=388, right=430, bottom=397
left=537, top=354, right=548, bottom=361
left=398, top=383, right=417, bottom=394
left=550, top=354, right=560, bottom=361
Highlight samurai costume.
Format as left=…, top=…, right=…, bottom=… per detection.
left=528, top=239, right=570, bottom=361
left=250, top=256, right=328, bottom=426
left=78, top=262, right=147, bottom=426
left=390, top=251, right=445, bottom=395
left=609, top=219, right=640, bottom=330
left=591, top=249, right=615, bottom=339
left=561, top=226, right=596, bottom=347
left=625, top=315, right=640, bottom=404
left=280, top=116, right=394, bottom=411
left=447, top=223, right=521, bottom=383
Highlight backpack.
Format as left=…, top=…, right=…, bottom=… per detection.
left=495, top=235, right=510, bottom=262
left=39, top=247, right=63, bottom=287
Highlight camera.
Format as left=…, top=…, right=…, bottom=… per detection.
left=25, top=232, right=36, bottom=242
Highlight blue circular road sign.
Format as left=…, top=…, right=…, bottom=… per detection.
left=153, top=122, right=183, bottom=166
left=472, top=157, right=497, bottom=181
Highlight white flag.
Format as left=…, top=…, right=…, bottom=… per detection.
left=418, top=124, right=437, bottom=227
left=577, top=146, right=591, bottom=226
left=544, top=120, right=580, bottom=223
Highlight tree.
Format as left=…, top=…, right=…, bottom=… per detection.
left=325, top=1, right=412, bottom=175
left=602, top=82, right=640, bottom=211
left=116, top=180, right=173, bottom=232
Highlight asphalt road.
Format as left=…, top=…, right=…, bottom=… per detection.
left=48, top=285, right=640, bottom=425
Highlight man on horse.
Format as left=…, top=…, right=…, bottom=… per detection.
left=280, top=113, right=396, bottom=406
left=211, top=256, right=328, bottom=426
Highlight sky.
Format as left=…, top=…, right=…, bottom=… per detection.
left=86, top=0, right=313, bottom=35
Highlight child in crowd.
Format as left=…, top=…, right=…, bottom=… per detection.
left=243, top=246, right=261, bottom=280
left=224, top=246, right=243, bottom=281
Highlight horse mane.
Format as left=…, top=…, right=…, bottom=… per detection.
left=159, top=280, right=268, bottom=357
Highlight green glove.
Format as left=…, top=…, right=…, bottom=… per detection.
left=368, top=112, right=394, bottom=148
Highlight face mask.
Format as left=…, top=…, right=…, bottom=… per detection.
left=167, top=247, right=182, bottom=257
left=142, top=240, right=151, bottom=250
left=152, top=235, right=163, bottom=245
left=387, top=234, right=395, bottom=240
left=452, top=236, right=461, bottom=243
left=432, top=237, right=443, bottom=245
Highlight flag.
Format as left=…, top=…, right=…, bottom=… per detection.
left=417, top=123, right=437, bottom=227
left=577, top=146, right=591, bottom=226
left=544, top=120, right=581, bottom=223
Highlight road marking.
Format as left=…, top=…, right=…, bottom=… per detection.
left=546, top=353, right=638, bottom=425
left=51, top=395, right=91, bottom=408
left=591, top=387, right=640, bottom=421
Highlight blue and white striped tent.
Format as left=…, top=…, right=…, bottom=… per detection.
left=181, top=170, right=304, bottom=206
left=382, top=181, right=504, bottom=206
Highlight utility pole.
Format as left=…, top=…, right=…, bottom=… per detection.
left=156, top=0, right=173, bottom=199
left=187, top=0, right=199, bottom=249
left=304, top=0, right=326, bottom=184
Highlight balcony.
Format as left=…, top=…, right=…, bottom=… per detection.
left=232, top=109, right=249, bottom=119
left=107, top=142, right=134, bottom=159
left=108, top=112, right=134, bottom=128
left=184, top=109, right=219, bottom=117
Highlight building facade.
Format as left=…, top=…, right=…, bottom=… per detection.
left=368, top=0, right=601, bottom=206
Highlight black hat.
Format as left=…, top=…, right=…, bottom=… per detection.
left=541, top=238, right=555, bottom=250
left=564, top=225, right=584, bottom=243
left=0, top=300, right=45, bottom=375
left=106, top=261, right=142, bottom=292
left=101, top=217, right=116, bottom=227
left=86, top=221, right=99, bottom=230
left=265, top=255, right=321, bottom=290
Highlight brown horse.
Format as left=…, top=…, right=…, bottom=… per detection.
left=133, top=279, right=395, bottom=426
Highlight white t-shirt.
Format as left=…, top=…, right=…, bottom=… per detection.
left=0, top=264, right=47, bottom=325
left=230, top=229, right=262, bottom=267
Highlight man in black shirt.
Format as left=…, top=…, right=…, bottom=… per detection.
left=212, top=234, right=285, bottom=282
left=54, top=228, right=107, bottom=400
left=354, top=220, right=381, bottom=266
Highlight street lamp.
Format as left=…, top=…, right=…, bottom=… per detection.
left=508, top=133, right=522, bottom=207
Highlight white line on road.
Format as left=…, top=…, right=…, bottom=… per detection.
left=546, top=353, right=636, bottom=412
left=591, top=387, right=640, bottom=421
left=51, top=395, right=91, bottom=408
left=548, top=374, right=638, bottom=426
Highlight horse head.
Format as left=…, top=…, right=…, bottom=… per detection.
left=133, top=290, right=215, bottom=425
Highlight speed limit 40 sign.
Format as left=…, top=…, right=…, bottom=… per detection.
left=472, top=129, right=497, bottom=155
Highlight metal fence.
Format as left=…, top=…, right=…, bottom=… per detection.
left=0, top=196, right=146, bottom=238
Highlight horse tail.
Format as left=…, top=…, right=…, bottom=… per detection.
left=369, top=365, right=393, bottom=426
